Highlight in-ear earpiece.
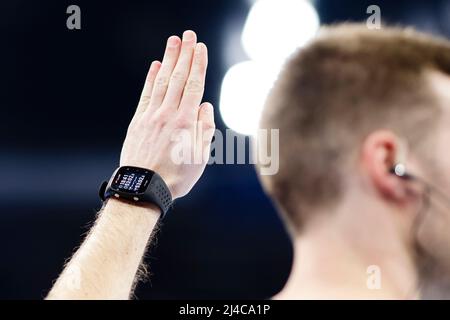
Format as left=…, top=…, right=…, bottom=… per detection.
left=390, top=163, right=414, bottom=180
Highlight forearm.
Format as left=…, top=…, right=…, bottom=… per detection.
left=47, top=199, right=160, bottom=300
left=48, top=30, right=213, bottom=300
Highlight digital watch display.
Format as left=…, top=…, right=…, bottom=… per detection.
left=111, top=166, right=152, bottom=194
left=99, top=166, right=173, bottom=217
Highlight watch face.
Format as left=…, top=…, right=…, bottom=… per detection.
left=111, top=166, right=153, bottom=194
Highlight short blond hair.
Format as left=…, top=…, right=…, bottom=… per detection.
left=258, top=24, right=450, bottom=231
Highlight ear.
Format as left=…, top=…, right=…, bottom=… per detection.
left=360, top=130, right=408, bottom=202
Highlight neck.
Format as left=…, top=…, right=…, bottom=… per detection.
left=275, top=199, right=420, bottom=299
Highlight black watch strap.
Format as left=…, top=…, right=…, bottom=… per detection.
left=99, top=168, right=173, bottom=218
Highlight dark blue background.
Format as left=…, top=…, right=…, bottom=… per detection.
left=0, top=0, right=449, bottom=299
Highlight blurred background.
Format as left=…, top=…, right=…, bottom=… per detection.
left=1, top=0, right=450, bottom=299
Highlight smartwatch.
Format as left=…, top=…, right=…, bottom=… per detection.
left=99, top=166, right=173, bottom=217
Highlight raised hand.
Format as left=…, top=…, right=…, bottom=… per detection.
left=120, top=31, right=215, bottom=199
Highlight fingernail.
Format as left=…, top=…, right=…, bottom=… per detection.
left=204, top=103, right=213, bottom=112
left=196, top=42, right=205, bottom=54
left=183, top=30, right=196, bottom=41
left=150, top=60, right=160, bottom=70
left=167, top=36, right=179, bottom=47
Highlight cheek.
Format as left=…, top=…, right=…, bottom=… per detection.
left=413, top=132, right=450, bottom=272
left=432, top=130, right=450, bottom=191
left=417, top=119, right=450, bottom=189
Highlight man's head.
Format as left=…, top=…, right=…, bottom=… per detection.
left=257, top=24, right=450, bottom=275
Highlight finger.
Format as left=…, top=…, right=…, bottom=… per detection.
left=162, top=30, right=197, bottom=110
left=195, top=102, right=215, bottom=164
left=147, top=35, right=181, bottom=112
left=179, top=42, right=208, bottom=113
left=135, top=60, right=161, bottom=116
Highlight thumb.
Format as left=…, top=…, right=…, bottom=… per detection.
left=198, top=102, right=215, bottom=128
left=196, top=102, right=216, bottom=163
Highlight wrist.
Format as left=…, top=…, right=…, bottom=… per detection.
left=100, top=166, right=173, bottom=217
left=104, top=198, right=162, bottom=222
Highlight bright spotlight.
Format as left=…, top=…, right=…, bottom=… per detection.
left=220, top=0, right=320, bottom=135
left=241, top=0, right=319, bottom=63
left=219, top=61, right=279, bottom=136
